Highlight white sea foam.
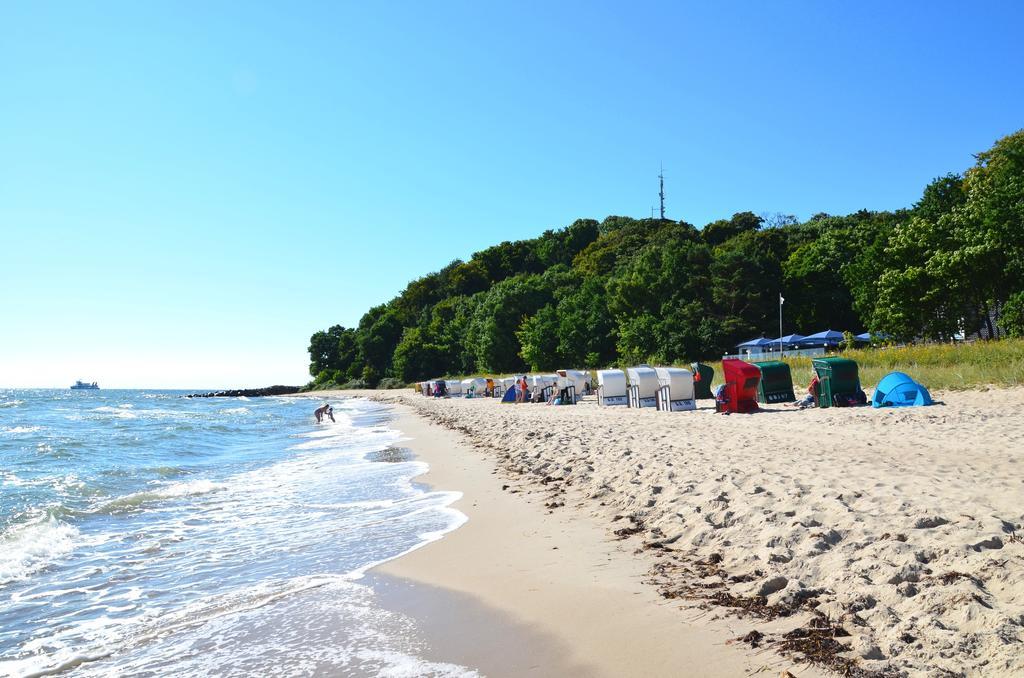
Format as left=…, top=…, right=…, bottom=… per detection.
left=97, top=480, right=228, bottom=514
left=91, top=406, right=137, bottom=419
left=60, top=577, right=480, bottom=678
left=357, top=650, right=482, bottom=678
left=2, top=471, right=25, bottom=486
left=3, top=425, right=43, bottom=435
left=0, top=518, right=78, bottom=584
left=344, top=495, right=467, bottom=581
left=307, top=499, right=396, bottom=510
left=219, top=407, right=251, bottom=415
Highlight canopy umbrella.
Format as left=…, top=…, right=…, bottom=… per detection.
left=770, top=333, right=807, bottom=345
left=735, top=336, right=774, bottom=348
left=804, top=329, right=845, bottom=344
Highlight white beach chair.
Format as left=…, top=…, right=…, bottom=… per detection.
left=596, top=369, right=628, bottom=406
left=626, top=366, right=659, bottom=408
left=465, top=377, right=487, bottom=397
left=654, top=367, right=697, bottom=411
left=528, top=375, right=556, bottom=402
left=556, top=369, right=588, bottom=403
left=445, top=380, right=463, bottom=397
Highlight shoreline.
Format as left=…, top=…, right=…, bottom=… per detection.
left=367, top=403, right=817, bottom=677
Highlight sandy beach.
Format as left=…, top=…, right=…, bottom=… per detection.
left=371, top=407, right=822, bottom=678
left=311, top=387, right=1024, bottom=676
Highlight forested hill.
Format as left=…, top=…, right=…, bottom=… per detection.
left=308, top=130, right=1024, bottom=389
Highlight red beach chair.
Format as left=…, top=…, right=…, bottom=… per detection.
left=716, top=359, right=761, bottom=413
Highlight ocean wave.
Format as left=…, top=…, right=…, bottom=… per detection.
left=97, top=480, right=227, bottom=514
left=0, top=399, right=24, bottom=408
left=307, top=499, right=396, bottom=510
left=218, top=407, right=251, bottom=416
left=91, top=406, right=137, bottom=419
left=0, top=517, right=78, bottom=585
left=344, top=492, right=467, bottom=580
left=3, top=425, right=43, bottom=435
left=151, top=466, right=187, bottom=478
left=355, top=650, right=481, bottom=678
left=115, top=574, right=351, bottom=652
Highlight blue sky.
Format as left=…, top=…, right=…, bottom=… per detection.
left=2, top=1, right=1022, bottom=388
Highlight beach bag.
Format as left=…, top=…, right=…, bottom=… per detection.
left=833, top=390, right=867, bottom=407
left=714, top=384, right=729, bottom=413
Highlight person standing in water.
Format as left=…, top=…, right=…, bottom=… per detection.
left=314, top=403, right=331, bottom=423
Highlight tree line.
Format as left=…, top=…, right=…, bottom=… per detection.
left=307, top=130, right=1024, bottom=388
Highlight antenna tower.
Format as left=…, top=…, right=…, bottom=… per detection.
left=658, top=163, right=665, bottom=220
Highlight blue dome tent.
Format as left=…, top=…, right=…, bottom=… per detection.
left=872, top=372, right=933, bottom=408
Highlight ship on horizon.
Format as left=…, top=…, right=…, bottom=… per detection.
left=70, top=380, right=100, bottom=390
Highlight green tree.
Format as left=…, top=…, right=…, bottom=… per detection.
left=517, top=304, right=562, bottom=370
left=1002, top=292, right=1024, bottom=338
left=468, top=274, right=556, bottom=372
left=308, top=325, right=359, bottom=377
left=710, top=229, right=787, bottom=347
left=424, top=294, right=480, bottom=375
left=701, top=211, right=763, bottom=247
left=554, top=276, right=617, bottom=367
left=356, top=305, right=404, bottom=380
left=952, top=129, right=1024, bottom=335
left=392, top=327, right=448, bottom=382
left=783, top=229, right=862, bottom=333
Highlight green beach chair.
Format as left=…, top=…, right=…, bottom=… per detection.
left=691, top=362, right=715, bottom=399
left=755, top=361, right=795, bottom=404
left=811, top=357, right=865, bottom=408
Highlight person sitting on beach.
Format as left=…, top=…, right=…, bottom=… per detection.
left=314, top=403, right=330, bottom=422
left=791, top=374, right=820, bottom=409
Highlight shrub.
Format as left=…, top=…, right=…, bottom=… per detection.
left=1003, top=292, right=1024, bottom=338
left=341, top=379, right=370, bottom=390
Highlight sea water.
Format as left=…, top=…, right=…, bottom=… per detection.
left=0, top=389, right=475, bottom=677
